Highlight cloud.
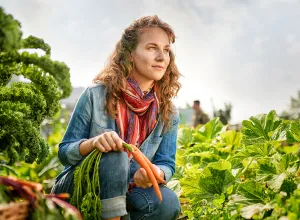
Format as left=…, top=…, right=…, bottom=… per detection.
left=1, top=0, right=300, bottom=123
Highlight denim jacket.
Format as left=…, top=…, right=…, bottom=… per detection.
left=57, top=83, right=179, bottom=182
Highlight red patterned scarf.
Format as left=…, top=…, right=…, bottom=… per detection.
left=116, top=77, right=159, bottom=156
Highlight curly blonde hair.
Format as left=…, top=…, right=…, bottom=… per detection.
left=93, top=15, right=181, bottom=127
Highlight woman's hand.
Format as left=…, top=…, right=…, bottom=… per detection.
left=134, top=164, right=164, bottom=188
left=91, top=131, right=124, bottom=153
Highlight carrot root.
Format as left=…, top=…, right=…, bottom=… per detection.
left=132, top=150, right=162, bottom=202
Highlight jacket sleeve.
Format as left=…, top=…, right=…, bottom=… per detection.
left=58, top=87, right=92, bottom=167
left=152, top=108, right=180, bottom=182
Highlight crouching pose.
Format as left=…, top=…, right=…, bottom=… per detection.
left=52, top=15, right=182, bottom=220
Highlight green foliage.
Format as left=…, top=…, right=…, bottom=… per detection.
left=0, top=8, right=22, bottom=52
left=193, top=118, right=224, bottom=143
left=286, top=120, right=300, bottom=144
left=241, top=110, right=284, bottom=145
left=0, top=106, right=69, bottom=193
left=280, top=90, right=300, bottom=120
left=0, top=7, right=72, bottom=164
left=174, top=110, right=300, bottom=219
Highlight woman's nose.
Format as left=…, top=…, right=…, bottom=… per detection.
left=155, top=50, right=164, bottom=62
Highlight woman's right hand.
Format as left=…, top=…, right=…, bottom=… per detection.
left=91, top=131, right=124, bottom=153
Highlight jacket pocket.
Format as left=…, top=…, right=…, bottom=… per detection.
left=147, top=136, right=163, bottom=159
left=90, top=121, right=114, bottom=138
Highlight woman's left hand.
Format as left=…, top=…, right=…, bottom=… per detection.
left=133, top=164, right=164, bottom=188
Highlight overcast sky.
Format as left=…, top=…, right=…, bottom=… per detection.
left=1, top=0, right=300, bottom=124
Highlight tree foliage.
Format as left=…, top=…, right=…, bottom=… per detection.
left=0, top=7, right=72, bottom=164
left=281, top=91, right=300, bottom=120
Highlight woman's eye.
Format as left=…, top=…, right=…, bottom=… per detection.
left=149, top=47, right=156, bottom=50
left=164, top=49, right=170, bottom=53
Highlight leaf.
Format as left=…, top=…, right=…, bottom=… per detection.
left=280, top=178, right=297, bottom=197
left=193, top=118, right=224, bottom=143
left=256, top=161, right=277, bottom=182
left=258, top=162, right=277, bottom=175
left=0, top=164, right=18, bottom=176
left=267, top=173, right=287, bottom=192
left=167, top=179, right=182, bottom=197
left=220, top=130, right=242, bottom=147
left=177, top=126, right=194, bottom=148
left=275, top=154, right=293, bottom=174
left=180, top=164, right=201, bottom=196
left=188, top=151, right=219, bottom=160
left=212, top=193, right=226, bottom=208
left=286, top=121, right=300, bottom=144
left=283, top=145, right=300, bottom=154
left=237, top=181, right=267, bottom=204
left=233, top=143, right=274, bottom=160
left=241, top=110, right=284, bottom=145
left=198, top=160, right=235, bottom=196
left=175, top=148, right=186, bottom=167
left=207, top=159, right=232, bottom=170
left=240, top=203, right=273, bottom=219
left=172, top=165, right=184, bottom=179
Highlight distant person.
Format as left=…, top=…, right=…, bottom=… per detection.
left=192, top=100, right=210, bottom=127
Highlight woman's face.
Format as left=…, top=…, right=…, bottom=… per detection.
left=130, top=27, right=171, bottom=91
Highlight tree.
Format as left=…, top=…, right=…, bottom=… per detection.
left=213, top=102, right=232, bottom=125
left=0, top=7, right=72, bottom=165
left=281, top=91, right=300, bottom=120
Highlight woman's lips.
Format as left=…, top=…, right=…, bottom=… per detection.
left=152, top=65, right=164, bottom=70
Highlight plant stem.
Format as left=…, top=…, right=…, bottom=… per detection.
left=122, top=142, right=134, bottom=152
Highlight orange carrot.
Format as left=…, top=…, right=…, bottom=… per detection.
left=130, top=145, right=167, bottom=185
left=142, top=155, right=167, bottom=185
left=132, top=150, right=162, bottom=202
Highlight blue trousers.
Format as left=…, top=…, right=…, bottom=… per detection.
left=51, top=151, right=181, bottom=219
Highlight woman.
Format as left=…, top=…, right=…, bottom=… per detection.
left=52, top=15, right=182, bottom=220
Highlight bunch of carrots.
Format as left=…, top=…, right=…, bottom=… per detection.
left=122, top=142, right=167, bottom=202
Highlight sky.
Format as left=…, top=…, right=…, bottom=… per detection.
left=1, top=0, right=300, bottom=124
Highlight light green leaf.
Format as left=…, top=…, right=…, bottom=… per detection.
left=267, top=173, right=287, bottom=192
left=177, top=126, right=194, bottom=148
left=198, top=161, right=235, bottom=196
left=283, top=145, right=300, bottom=154
left=275, top=154, right=292, bottom=173
left=215, top=145, right=233, bottom=153
left=237, top=181, right=267, bottom=204
left=175, top=148, right=186, bottom=167
left=256, top=161, right=277, bottom=182
left=167, top=179, right=182, bottom=197
left=220, top=130, right=242, bottom=147
left=180, top=164, right=201, bottom=196
left=207, top=159, right=232, bottom=170
left=188, top=151, right=219, bottom=160
left=286, top=121, right=300, bottom=144
left=233, top=143, right=274, bottom=160
left=212, top=193, right=226, bottom=208
left=240, top=203, right=273, bottom=219
left=193, top=118, right=224, bottom=143
left=242, top=110, right=283, bottom=145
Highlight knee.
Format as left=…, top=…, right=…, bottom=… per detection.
left=99, top=151, right=130, bottom=198
left=99, top=151, right=130, bottom=185
left=128, top=186, right=181, bottom=219
left=99, top=150, right=129, bottom=172
left=159, top=186, right=181, bottom=218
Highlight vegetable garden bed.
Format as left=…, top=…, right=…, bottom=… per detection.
left=169, top=110, right=300, bottom=220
